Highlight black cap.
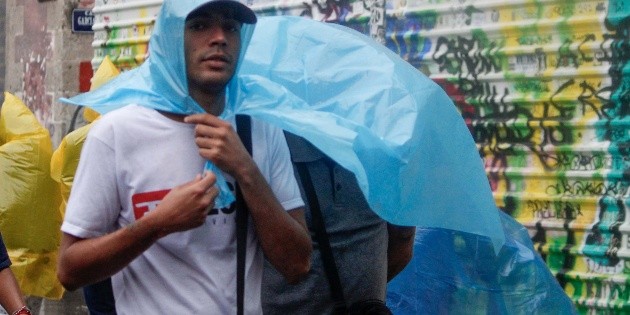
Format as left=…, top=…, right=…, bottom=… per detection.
left=189, top=0, right=257, bottom=24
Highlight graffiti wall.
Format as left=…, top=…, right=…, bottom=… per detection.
left=381, top=1, right=629, bottom=313
left=91, top=0, right=629, bottom=313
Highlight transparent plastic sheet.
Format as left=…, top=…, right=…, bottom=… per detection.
left=0, top=92, right=63, bottom=299
left=386, top=211, right=576, bottom=314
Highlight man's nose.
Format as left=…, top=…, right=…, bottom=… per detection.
left=208, top=27, right=227, bottom=47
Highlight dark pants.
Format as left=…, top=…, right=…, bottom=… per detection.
left=83, top=278, right=116, bottom=315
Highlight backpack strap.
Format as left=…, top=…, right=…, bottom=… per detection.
left=294, top=161, right=348, bottom=314
left=235, top=115, right=252, bottom=315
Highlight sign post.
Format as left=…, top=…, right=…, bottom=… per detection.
left=72, top=9, right=94, bottom=34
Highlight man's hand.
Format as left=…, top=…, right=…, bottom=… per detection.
left=145, top=172, right=219, bottom=236
left=184, top=113, right=255, bottom=180
left=58, top=173, right=219, bottom=291
left=186, top=113, right=312, bottom=283
left=387, top=224, right=416, bottom=281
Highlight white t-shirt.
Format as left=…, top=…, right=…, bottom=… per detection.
left=61, top=104, right=304, bottom=314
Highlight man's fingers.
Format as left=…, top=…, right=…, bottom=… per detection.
left=180, top=172, right=216, bottom=194
left=198, top=172, right=217, bottom=188
left=195, top=136, right=219, bottom=149
left=183, top=113, right=208, bottom=124
left=204, top=185, right=219, bottom=215
left=184, top=113, right=220, bottom=125
left=179, top=174, right=203, bottom=189
left=206, top=185, right=219, bottom=199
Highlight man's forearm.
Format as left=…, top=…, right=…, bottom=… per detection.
left=58, top=172, right=217, bottom=290
left=57, top=216, right=163, bottom=291
left=387, top=224, right=416, bottom=281
left=0, top=267, right=26, bottom=314
left=237, top=166, right=312, bottom=284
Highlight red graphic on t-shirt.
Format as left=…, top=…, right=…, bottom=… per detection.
left=132, top=189, right=170, bottom=220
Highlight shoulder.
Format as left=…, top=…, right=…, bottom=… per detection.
left=249, top=118, right=284, bottom=144
left=91, top=104, right=149, bottom=127
left=250, top=117, right=279, bottom=133
left=88, top=104, right=155, bottom=138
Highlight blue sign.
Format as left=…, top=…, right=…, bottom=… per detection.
left=72, top=9, right=94, bottom=33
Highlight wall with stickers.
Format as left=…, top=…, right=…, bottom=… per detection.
left=91, top=0, right=629, bottom=313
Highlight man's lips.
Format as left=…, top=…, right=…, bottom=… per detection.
left=201, top=54, right=231, bottom=67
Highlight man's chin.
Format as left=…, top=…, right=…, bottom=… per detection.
left=206, top=71, right=234, bottom=83
left=191, top=83, right=227, bottom=97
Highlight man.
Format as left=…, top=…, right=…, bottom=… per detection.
left=0, top=233, right=31, bottom=315
left=57, top=1, right=312, bottom=314
left=262, top=133, right=416, bottom=314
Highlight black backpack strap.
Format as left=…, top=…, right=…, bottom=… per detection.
left=235, top=115, right=252, bottom=315
left=294, top=162, right=348, bottom=314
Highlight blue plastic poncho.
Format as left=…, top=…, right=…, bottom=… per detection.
left=61, top=13, right=505, bottom=250
left=61, top=6, right=503, bottom=247
left=233, top=17, right=505, bottom=251
left=386, top=211, right=576, bottom=314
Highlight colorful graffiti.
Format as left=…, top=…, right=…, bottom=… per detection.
left=90, top=0, right=629, bottom=312
left=359, top=0, right=628, bottom=313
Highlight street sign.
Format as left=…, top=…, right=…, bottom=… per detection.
left=72, top=9, right=94, bottom=33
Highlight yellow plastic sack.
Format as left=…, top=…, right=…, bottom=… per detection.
left=0, top=92, right=63, bottom=299
left=83, top=56, right=119, bottom=123
left=51, top=56, right=119, bottom=213
left=50, top=123, right=91, bottom=217
left=82, top=107, right=100, bottom=123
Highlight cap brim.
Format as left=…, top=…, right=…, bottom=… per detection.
left=189, top=0, right=257, bottom=24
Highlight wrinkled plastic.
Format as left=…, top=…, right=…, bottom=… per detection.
left=82, top=107, right=100, bottom=123
left=51, top=56, right=119, bottom=214
left=0, top=92, right=63, bottom=299
left=235, top=17, right=505, bottom=250
left=59, top=0, right=258, bottom=209
left=82, top=56, right=118, bottom=122
left=59, top=15, right=504, bottom=250
left=50, top=124, right=91, bottom=216
left=387, top=211, right=576, bottom=314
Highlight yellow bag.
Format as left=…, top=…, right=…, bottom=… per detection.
left=0, top=92, right=63, bottom=299
left=83, top=56, right=120, bottom=123
left=50, top=123, right=91, bottom=217
left=51, top=56, right=121, bottom=211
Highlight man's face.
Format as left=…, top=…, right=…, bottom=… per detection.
left=184, top=9, right=242, bottom=94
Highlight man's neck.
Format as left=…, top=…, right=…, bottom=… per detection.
left=190, top=89, right=226, bottom=116
left=158, top=90, right=226, bottom=122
